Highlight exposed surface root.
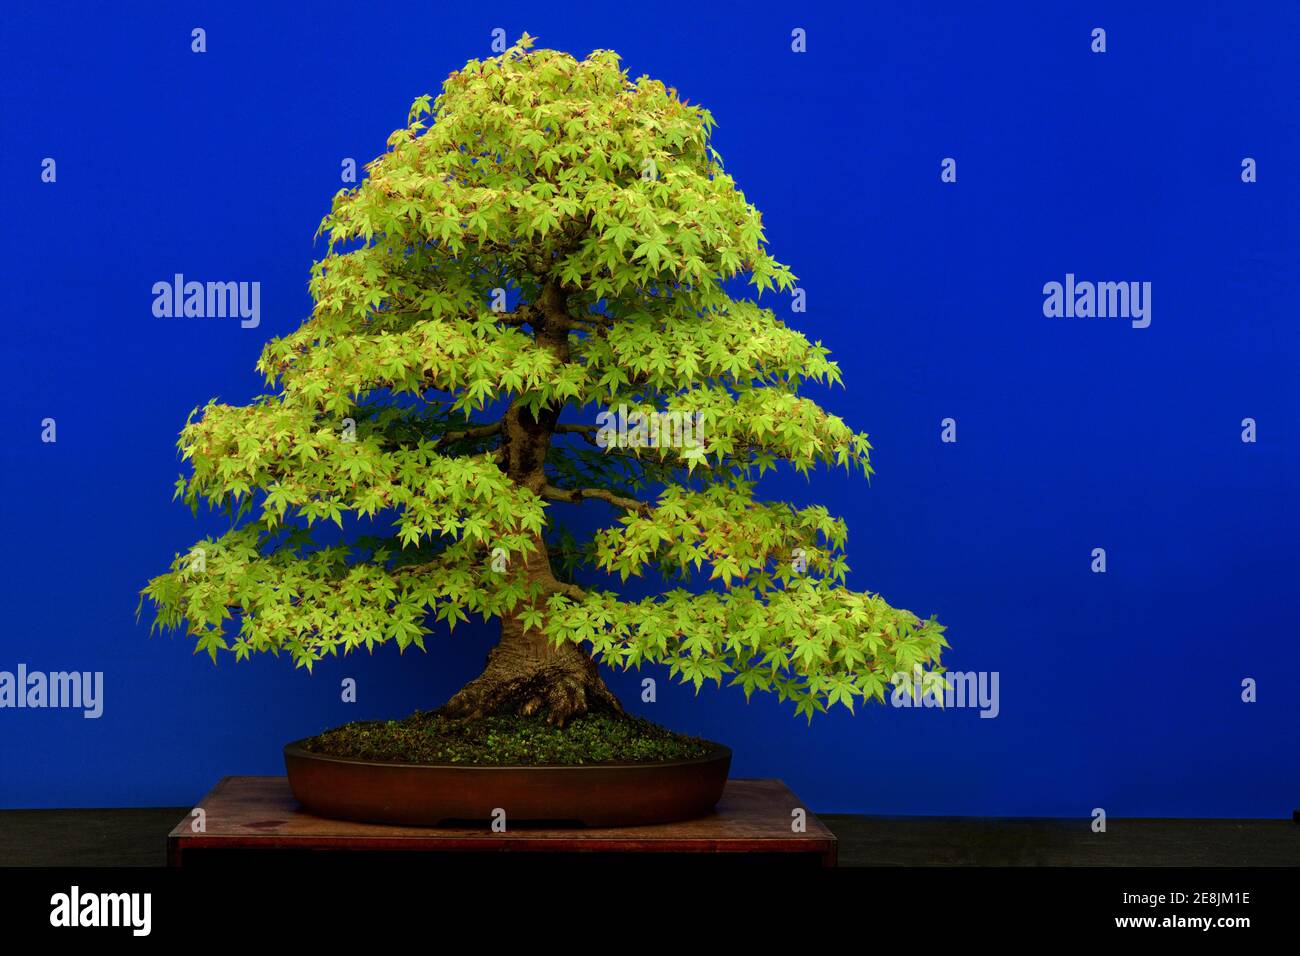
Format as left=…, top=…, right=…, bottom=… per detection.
left=438, top=638, right=622, bottom=728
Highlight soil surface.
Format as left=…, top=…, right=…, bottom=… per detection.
left=299, top=710, right=720, bottom=766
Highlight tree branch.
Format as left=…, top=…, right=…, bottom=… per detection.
left=544, top=580, right=586, bottom=601
left=553, top=423, right=599, bottom=442
left=436, top=421, right=503, bottom=449
left=541, top=483, right=650, bottom=516
left=553, top=314, right=612, bottom=332
left=495, top=304, right=538, bottom=327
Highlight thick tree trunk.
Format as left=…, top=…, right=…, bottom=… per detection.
left=438, top=284, right=622, bottom=726
left=438, top=608, right=622, bottom=725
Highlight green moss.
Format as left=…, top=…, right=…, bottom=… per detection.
left=299, top=710, right=720, bottom=766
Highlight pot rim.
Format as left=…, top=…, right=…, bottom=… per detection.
left=283, top=738, right=731, bottom=773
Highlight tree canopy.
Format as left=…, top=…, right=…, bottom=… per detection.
left=142, top=35, right=948, bottom=720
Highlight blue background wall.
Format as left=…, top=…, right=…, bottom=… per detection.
left=2, top=1, right=1297, bottom=816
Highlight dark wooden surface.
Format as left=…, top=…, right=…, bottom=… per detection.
left=166, top=776, right=837, bottom=867
left=0, top=807, right=182, bottom=866
left=822, top=814, right=1300, bottom=867
left=4, top=803, right=1297, bottom=867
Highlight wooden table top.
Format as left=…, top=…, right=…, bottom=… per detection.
left=168, top=776, right=836, bottom=861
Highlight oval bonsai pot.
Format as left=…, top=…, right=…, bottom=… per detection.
left=284, top=740, right=732, bottom=827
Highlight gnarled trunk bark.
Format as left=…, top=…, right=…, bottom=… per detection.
left=438, top=284, right=622, bottom=726
left=438, top=608, right=622, bottom=725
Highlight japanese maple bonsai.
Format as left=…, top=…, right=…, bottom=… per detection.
left=142, top=36, right=947, bottom=825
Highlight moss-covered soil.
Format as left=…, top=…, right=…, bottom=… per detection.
left=299, top=710, right=719, bottom=766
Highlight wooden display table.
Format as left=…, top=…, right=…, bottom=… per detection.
left=167, top=776, right=836, bottom=867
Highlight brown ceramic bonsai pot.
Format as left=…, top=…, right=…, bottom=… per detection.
left=284, top=740, right=732, bottom=827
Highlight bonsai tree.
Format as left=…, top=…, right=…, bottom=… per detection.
left=142, top=35, right=948, bottom=726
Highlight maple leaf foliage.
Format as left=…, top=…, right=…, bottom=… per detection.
left=140, top=35, right=948, bottom=717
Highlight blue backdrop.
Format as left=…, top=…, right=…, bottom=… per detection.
left=3, top=0, right=1297, bottom=817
